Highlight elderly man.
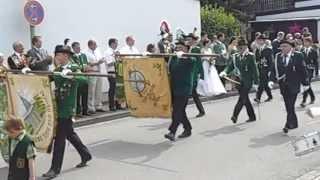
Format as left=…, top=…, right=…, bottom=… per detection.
left=27, top=36, right=53, bottom=71
left=8, top=41, right=29, bottom=70
left=120, top=36, right=140, bottom=55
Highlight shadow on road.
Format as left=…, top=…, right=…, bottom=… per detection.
left=89, top=140, right=177, bottom=173
left=90, top=140, right=172, bottom=163
left=137, top=122, right=171, bottom=131
left=199, top=123, right=247, bottom=138
left=248, top=132, right=291, bottom=148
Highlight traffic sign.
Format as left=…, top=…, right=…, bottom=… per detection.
left=24, top=0, right=45, bottom=26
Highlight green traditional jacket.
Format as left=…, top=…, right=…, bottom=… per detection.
left=224, top=52, right=259, bottom=88
left=53, top=62, right=87, bottom=119
left=71, top=53, right=89, bottom=83
left=169, top=56, right=196, bottom=96
left=190, top=46, right=204, bottom=86
left=213, top=41, right=228, bottom=66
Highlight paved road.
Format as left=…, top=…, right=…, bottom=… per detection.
left=3, top=82, right=320, bottom=180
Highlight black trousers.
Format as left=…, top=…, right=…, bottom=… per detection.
left=256, top=75, right=272, bottom=100
left=169, top=95, right=192, bottom=134
left=302, top=69, right=315, bottom=103
left=192, top=86, right=205, bottom=114
left=233, top=84, right=256, bottom=120
left=281, top=86, right=298, bottom=129
left=108, top=77, right=116, bottom=109
left=76, top=83, right=88, bottom=115
left=51, top=118, right=91, bottom=173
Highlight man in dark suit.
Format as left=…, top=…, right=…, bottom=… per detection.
left=157, top=33, right=174, bottom=62
left=300, top=37, right=319, bottom=107
left=27, top=36, right=53, bottom=71
left=269, top=40, right=309, bottom=133
left=254, top=34, right=273, bottom=103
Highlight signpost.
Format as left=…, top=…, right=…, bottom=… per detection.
left=24, top=0, right=45, bottom=46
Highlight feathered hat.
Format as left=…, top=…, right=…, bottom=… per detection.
left=160, top=20, right=171, bottom=39
left=184, top=27, right=199, bottom=40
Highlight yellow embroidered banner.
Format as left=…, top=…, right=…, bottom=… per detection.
left=6, top=74, right=56, bottom=152
left=122, top=58, right=172, bottom=118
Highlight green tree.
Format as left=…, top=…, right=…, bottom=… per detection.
left=201, top=5, right=241, bottom=38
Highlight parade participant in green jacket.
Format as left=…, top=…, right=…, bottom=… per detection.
left=2, top=118, right=36, bottom=180
left=220, top=37, right=259, bottom=124
left=43, top=45, right=92, bottom=179
left=165, top=39, right=196, bottom=141
left=184, top=30, right=205, bottom=118
left=71, top=42, right=91, bottom=117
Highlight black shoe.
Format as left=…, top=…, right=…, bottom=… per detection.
left=178, top=131, right=192, bottom=139
left=283, top=127, right=289, bottom=134
left=231, top=116, right=237, bottom=124
left=164, top=133, right=175, bottom=141
left=117, top=107, right=125, bottom=110
left=83, top=112, right=92, bottom=116
left=300, top=102, right=306, bottom=108
left=264, top=98, right=273, bottom=102
left=76, top=155, right=92, bottom=168
left=88, top=111, right=96, bottom=114
left=310, top=100, right=315, bottom=104
left=246, top=118, right=256, bottom=123
left=196, top=112, right=205, bottom=118
left=43, top=169, right=59, bottom=178
left=254, top=98, right=261, bottom=103
left=110, top=107, right=116, bottom=112
left=96, top=109, right=107, bottom=112
left=76, top=114, right=83, bottom=118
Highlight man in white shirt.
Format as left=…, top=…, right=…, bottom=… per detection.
left=119, top=36, right=140, bottom=55
left=85, top=40, right=105, bottom=113
left=104, top=38, right=119, bottom=111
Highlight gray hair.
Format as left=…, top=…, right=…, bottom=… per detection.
left=12, top=41, right=23, bottom=51
left=265, top=39, right=272, bottom=48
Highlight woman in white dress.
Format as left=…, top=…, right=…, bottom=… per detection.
left=197, top=39, right=226, bottom=96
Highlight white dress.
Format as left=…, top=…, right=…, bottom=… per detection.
left=197, top=48, right=226, bottom=96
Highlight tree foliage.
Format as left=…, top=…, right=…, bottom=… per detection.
left=201, top=5, right=241, bottom=38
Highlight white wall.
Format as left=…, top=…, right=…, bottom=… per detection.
left=0, top=0, right=200, bottom=56
left=295, top=0, right=320, bottom=8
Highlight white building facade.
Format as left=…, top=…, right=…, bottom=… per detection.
left=0, top=0, right=201, bottom=56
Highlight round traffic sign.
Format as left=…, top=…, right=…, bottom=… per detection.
left=24, top=0, right=45, bottom=26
